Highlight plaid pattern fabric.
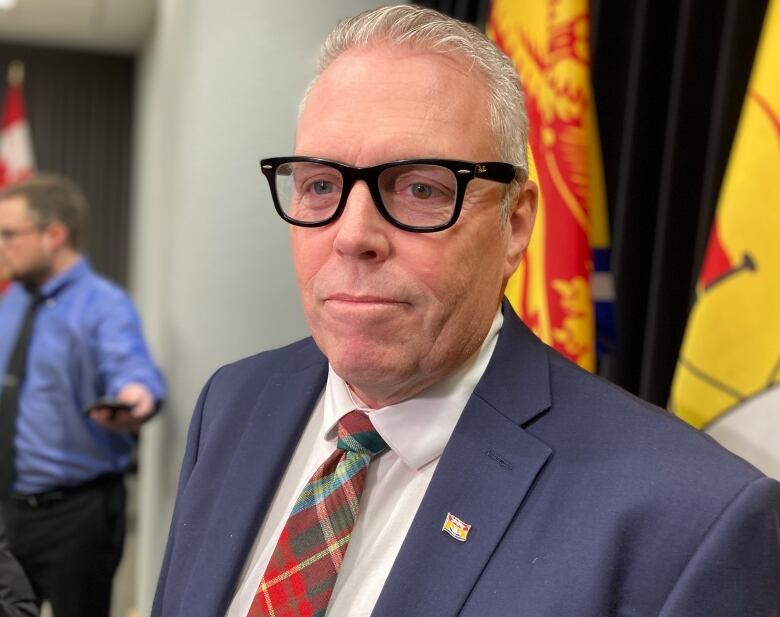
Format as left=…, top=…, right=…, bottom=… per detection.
left=247, top=410, right=387, bottom=617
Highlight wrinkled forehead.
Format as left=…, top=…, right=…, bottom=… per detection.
left=302, top=40, right=488, bottom=108
left=295, top=45, right=495, bottom=163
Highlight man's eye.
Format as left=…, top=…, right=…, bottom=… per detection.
left=313, top=180, right=333, bottom=195
left=308, top=180, right=336, bottom=195
left=399, top=181, right=451, bottom=201
left=410, top=183, right=434, bottom=199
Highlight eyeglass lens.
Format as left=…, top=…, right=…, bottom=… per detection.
left=0, top=228, right=36, bottom=242
left=274, top=161, right=458, bottom=228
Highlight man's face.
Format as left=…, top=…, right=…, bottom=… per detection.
left=0, top=195, right=54, bottom=285
left=292, top=46, right=536, bottom=407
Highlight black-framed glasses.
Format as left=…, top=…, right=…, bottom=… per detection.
left=260, top=156, right=526, bottom=233
left=0, top=227, right=41, bottom=243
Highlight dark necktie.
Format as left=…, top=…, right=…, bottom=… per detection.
left=0, top=291, right=43, bottom=497
left=246, top=410, right=388, bottom=617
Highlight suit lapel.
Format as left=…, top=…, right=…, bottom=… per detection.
left=372, top=306, right=554, bottom=617
left=179, top=359, right=327, bottom=616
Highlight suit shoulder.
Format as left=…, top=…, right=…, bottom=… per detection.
left=208, top=337, right=324, bottom=391
left=192, top=337, right=325, bottom=434
left=542, top=350, right=765, bottom=488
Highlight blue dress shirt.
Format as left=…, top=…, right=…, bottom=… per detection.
left=0, top=258, right=165, bottom=494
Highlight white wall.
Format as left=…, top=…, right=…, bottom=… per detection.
left=130, top=0, right=392, bottom=612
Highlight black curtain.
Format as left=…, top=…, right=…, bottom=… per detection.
left=416, top=0, right=492, bottom=26
left=416, top=0, right=768, bottom=406
left=0, top=43, right=135, bottom=286
left=591, top=0, right=767, bottom=405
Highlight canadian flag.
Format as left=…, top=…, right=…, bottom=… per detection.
left=0, top=60, right=36, bottom=294
left=0, top=61, right=36, bottom=186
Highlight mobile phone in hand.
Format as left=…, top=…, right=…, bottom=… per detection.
left=86, top=399, right=135, bottom=417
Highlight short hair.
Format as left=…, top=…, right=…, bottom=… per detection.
left=0, top=173, right=87, bottom=249
left=303, top=5, right=529, bottom=222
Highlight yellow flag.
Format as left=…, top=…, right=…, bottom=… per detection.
left=671, top=0, right=780, bottom=478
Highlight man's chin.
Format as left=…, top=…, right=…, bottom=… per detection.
left=330, top=347, right=396, bottom=378
left=10, top=265, right=51, bottom=287
left=312, top=318, right=401, bottom=355
left=15, top=275, right=43, bottom=288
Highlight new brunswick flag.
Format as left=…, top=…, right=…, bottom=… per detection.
left=671, top=0, right=780, bottom=479
left=488, top=0, right=610, bottom=372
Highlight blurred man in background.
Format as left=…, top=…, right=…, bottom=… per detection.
left=0, top=173, right=165, bottom=617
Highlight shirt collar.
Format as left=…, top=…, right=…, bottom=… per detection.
left=38, top=257, right=88, bottom=300
left=323, top=308, right=504, bottom=470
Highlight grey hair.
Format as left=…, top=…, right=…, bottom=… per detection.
left=301, top=4, right=529, bottom=223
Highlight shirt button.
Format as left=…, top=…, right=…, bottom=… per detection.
left=46, top=298, right=57, bottom=308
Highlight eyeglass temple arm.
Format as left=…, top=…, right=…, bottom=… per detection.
left=475, top=162, right=527, bottom=183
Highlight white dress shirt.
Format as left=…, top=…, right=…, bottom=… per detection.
left=226, top=310, right=503, bottom=616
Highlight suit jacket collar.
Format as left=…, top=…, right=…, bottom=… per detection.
left=371, top=302, right=553, bottom=616
left=181, top=354, right=328, bottom=616
left=473, top=300, right=552, bottom=426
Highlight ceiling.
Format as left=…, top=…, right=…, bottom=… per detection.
left=0, top=0, right=156, bottom=54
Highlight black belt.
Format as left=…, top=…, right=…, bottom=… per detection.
left=9, top=473, right=123, bottom=509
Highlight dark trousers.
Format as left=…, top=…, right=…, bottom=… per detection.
left=1, top=475, right=126, bottom=617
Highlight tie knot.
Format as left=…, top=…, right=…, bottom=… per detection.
left=337, top=410, right=387, bottom=457
left=22, top=285, right=44, bottom=304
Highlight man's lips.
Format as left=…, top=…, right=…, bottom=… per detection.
left=326, top=294, right=403, bottom=304
left=323, top=294, right=411, bottom=314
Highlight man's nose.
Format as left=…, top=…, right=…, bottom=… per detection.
left=332, top=181, right=391, bottom=260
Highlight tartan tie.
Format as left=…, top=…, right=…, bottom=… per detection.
left=247, top=409, right=387, bottom=617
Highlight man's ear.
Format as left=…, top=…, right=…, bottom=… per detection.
left=503, top=179, right=538, bottom=280
left=43, top=221, right=70, bottom=251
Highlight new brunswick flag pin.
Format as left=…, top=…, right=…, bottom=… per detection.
left=442, top=512, right=472, bottom=542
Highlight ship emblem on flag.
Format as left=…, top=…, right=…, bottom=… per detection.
left=442, top=512, right=472, bottom=542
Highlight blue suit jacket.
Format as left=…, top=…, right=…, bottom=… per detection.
left=153, top=308, right=780, bottom=616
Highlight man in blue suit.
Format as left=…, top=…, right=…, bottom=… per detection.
left=154, top=6, right=780, bottom=616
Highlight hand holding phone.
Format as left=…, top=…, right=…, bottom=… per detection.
left=86, top=384, right=156, bottom=433
left=86, top=399, right=135, bottom=418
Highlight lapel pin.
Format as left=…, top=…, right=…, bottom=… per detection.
left=442, top=512, right=472, bottom=542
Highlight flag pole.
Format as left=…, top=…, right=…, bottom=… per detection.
left=7, top=60, right=24, bottom=86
